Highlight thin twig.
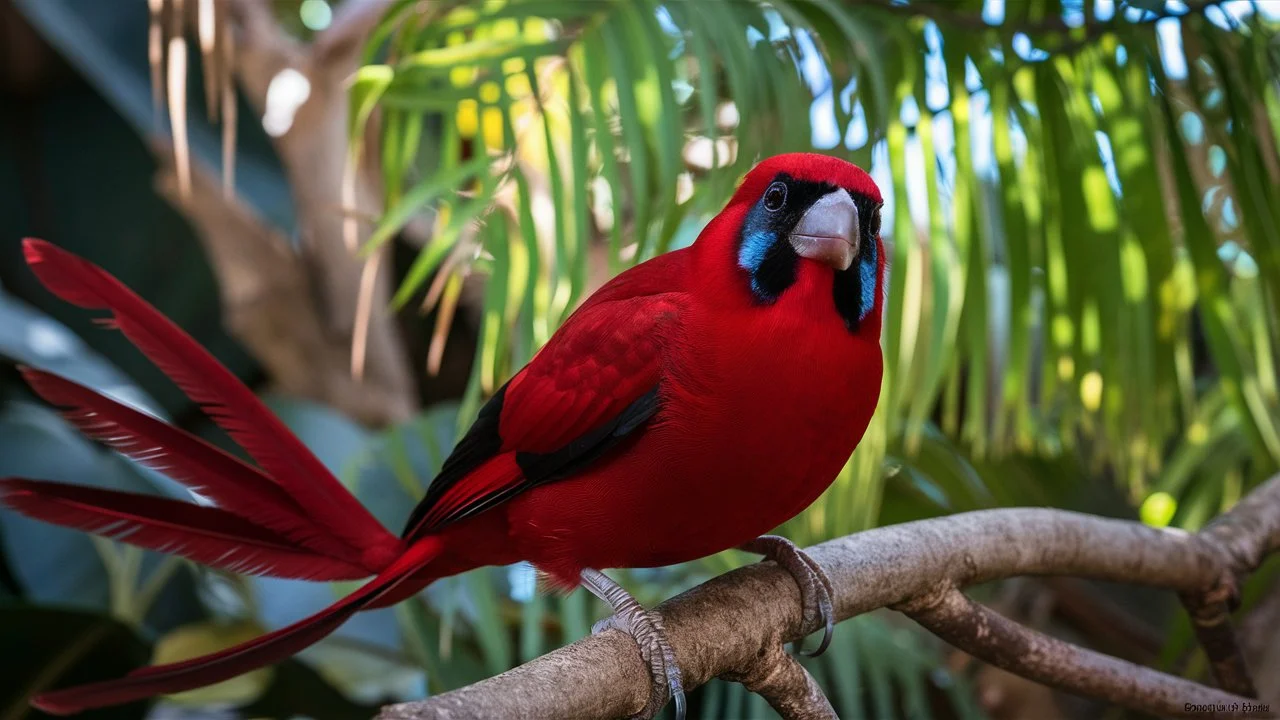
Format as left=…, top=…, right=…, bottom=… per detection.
left=899, top=585, right=1265, bottom=717
left=1180, top=590, right=1258, bottom=698
left=1041, top=577, right=1164, bottom=662
left=219, top=6, right=236, bottom=199
left=197, top=0, right=217, bottom=120
left=351, top=250, right=383, bottom=381
left=166, top=0, right=191, bottom=202
left=147, top=0, right=165, bottom=127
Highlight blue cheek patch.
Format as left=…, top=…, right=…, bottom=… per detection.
left=738, top=224, right=779, bottom=300
left=738, top=228, right=775, bottom=274
left=858, top=236, right=877, bottom=321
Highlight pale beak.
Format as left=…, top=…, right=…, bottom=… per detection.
left=787, top=189, right=860, bottom=271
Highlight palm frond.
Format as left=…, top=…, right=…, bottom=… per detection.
left=356, top=0, right=1280, bottom=712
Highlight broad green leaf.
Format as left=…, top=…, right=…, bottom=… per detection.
left=154, top=620, right=274, bottom=707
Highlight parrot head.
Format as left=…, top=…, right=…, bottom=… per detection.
left=695, top=153, right=886, bottom=333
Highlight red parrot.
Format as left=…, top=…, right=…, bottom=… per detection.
left=0, top=152, right=885, bottom=719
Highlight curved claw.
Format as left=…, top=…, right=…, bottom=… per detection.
left=582, top=569, right=686, bottom=720
left=792, top=548, right=835, bottom=657
left=739, top=535, right=837, bottom=658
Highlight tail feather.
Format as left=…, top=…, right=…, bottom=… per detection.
left=19, top=368, right=362, bottom=564
left=31, top=537, right=443, bottom=716
left=0, top=478, right=368, bottom=581
left=21, top=239, right=394, bottom=561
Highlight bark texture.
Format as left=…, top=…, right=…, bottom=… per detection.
left=379, top=475, right=1280, bottom=719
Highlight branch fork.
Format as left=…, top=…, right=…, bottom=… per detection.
left=381, top=475, right=1280, bottom=719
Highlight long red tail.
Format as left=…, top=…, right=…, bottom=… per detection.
left=0, top=239, right=432, bottom=712
left=0, top=478, right=369, bottom=580
left=31, top=537, right=443, bottom=715
left=20, top=239, right=398, bottom=569
left=19, top=368, right=360, bottom=563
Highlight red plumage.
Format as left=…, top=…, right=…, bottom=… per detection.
left=1, top=153, right=886, bottom=714
left=19, top=368, right=355, bottom=561
left=0, top=479, right=366, bottom=581
left=21, top=240, right=400, bottom=569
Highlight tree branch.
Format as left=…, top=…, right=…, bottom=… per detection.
left=152, top=147, right=417, bottom=425
left=719, top=642, right=836, bottom=720
left=899, top=584, right=1263, bottom=717
left=1180, top=589, right=1258, bottom=698
left=155, top=0, right=418, bottom=425
left=1240, top=575, right=1280, bottom=704
left=380, top=475, right=1280, bottom=719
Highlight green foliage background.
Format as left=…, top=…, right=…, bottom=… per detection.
left=1, top=0, right=1278, bottom=718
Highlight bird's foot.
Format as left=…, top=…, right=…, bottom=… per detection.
left=739, top=535, right=835, bottom=656
left=581, top=568, right=685, bottom=720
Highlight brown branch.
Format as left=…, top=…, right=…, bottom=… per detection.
left=309, top=0, right=394, bottom=70
left=153, top=148, right=412, bottom=424
left=1200, top=476, right=1280, bottom=574
left=720, top=642, right=836, bottom=720
left=1240, top=576, right=1280, bottom=704
left=379, top=474, right=1280, bottom=720
left=153, top=0, right=417, bottom=425
left=1181, top=589, right=1258, bottom=699
left=1041, top=577, right=1165, bottom=663
left=1171, top=470, right=1280, bottom=698
left=899, top=585, right=1263, bottom=718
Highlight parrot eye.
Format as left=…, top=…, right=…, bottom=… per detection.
left=763, top=182, right=787, bottom=212
left=867, top=205, right=882, bottom=241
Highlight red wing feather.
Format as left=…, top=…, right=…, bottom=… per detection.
left=20, top=368, right=360, bottom=563
left=21, top=239, right=394, bottom=562
left=412, top=454, right=523, bottom=531
left=0, top=478, right=367, bottom=580
left=404, top=252, right=690, bottom=536
left=498, top=293, right=678, bottom=453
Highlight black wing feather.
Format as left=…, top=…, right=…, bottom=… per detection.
left=400, top=384, right=660, bottom=538
left=400, top=382, right=507, bottom=537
